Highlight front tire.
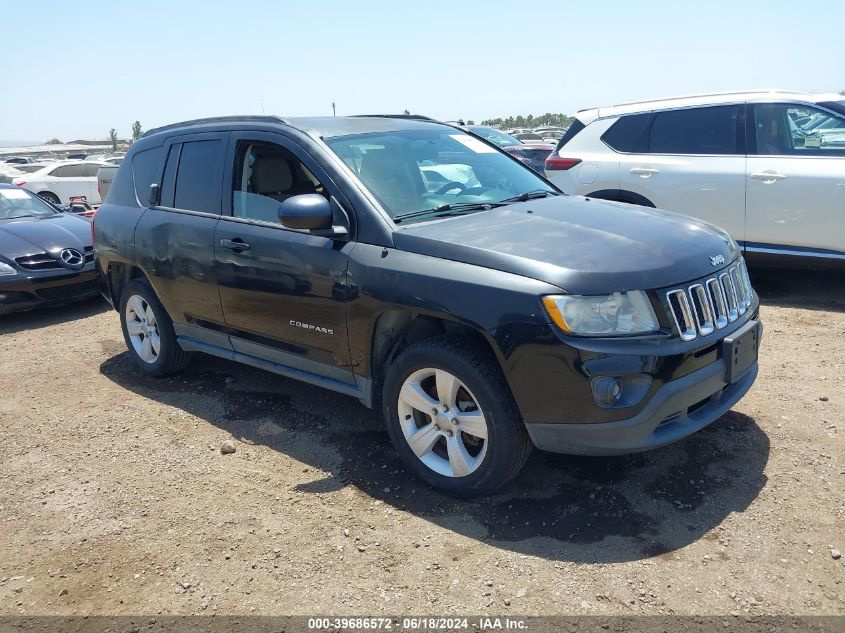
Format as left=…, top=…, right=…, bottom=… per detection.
left=382, top=336, right=531, bottom=497
left=119, top=279, right=191, bottom=376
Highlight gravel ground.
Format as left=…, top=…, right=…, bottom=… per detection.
left=0, top=267, right=843, bottom=617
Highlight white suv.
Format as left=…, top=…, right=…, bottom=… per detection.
left=545, top=90, right=845, bottom=265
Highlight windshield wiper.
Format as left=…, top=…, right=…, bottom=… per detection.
left=495, top=190, right=559, bottom=205
left=393, top=202, right=493, bottom=224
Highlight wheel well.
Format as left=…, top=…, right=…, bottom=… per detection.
left=587, top=189, right=655, bottom=208
left=38, top=191, right=58, bottom=200
left=370, top=312, right=496, bottom=382
left=106, top=262, right=146, bottom=310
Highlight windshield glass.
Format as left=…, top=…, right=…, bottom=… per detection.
left=325, top=128, right=553, bottom=221
left=467, top=126, right=522, bottom=148
left=0, top=187, right=59, bottom=219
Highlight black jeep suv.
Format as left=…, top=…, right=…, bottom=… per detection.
left=94, top=115, right=761, bottom=496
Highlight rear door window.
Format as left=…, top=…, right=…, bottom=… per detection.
left=55, top=164, right=87, bottom=177
left=170, top=139, right=224, bottom=213
left=647, top=105, right=741, bottom=155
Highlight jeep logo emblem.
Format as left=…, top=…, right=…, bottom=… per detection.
left=709, top=254, right=725, bottom=266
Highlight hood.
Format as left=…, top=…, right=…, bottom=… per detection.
left=0, top=213, right=91, bottom=261
left=392, top=195, right=739, bottom=294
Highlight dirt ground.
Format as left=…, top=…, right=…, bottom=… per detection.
left=0, top=267, right=843, bottom=618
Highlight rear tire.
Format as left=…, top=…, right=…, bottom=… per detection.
left=119, top=279, right=191, bottom=376
left=382, top=336, right=531, bottom=497
left=37, top=191, right=61, bottom=205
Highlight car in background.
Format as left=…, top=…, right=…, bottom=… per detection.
left=465, top=125, right=554, bottom=173
left=0, top=163, right=25, bottom=184
left=4, top=157, right=37, bottom=165
left=10, top=160, right=106, bottom=205
left=96, top=158, right=124, bottom=201
left=512, top=132, right=547, bottom=144
left=545, top=89, right=845, bottom=266
left=9, top=161, right=56, bottom=174
left=0, top=184, right=99, bottom=315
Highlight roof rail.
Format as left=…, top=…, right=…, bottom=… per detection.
left=352, top=114, right=439, bottom=122
left=143, top=115, right=287, bottom=138
left=576, top=89, right=812, bottom=114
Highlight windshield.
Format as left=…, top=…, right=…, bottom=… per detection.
left=0, top=187, right=59, bottom=219
left=467, top=126, right=522, bottom=148
left=325, top=128, right=554, bottom=221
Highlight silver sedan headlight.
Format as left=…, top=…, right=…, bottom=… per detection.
left=542, top=291, right=659, bottom=336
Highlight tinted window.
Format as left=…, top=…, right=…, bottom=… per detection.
left=233, top=142, right=326, bottom=224
left=81, top=164, right=101, bottom=177
left=132, top=148, right=162, bottom=206
left=555, top=120, right=585, bottom=150
left=753, top=103, right=845, bottom=156
left=173, top=140, right=223, bottom=212
left=601, top=113, right=651, bottom=152
left=648, top=106, right=740, bottom=155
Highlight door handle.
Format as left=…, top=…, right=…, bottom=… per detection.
left=751, top=171, right=786, bottom=183
left=630, top=167, right=660, bottom=177
left=219, top=238, right=251, bottom=251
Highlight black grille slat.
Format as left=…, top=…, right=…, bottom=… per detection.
left=15, top=253, right=61, bottom=270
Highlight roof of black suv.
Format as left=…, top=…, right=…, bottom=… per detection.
left=143, top=115, right=450, bottom=141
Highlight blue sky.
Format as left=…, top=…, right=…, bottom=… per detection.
left=3, top=0, right=843, bottom=142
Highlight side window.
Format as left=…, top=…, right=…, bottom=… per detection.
left=132, top=147, right=162, bottom=206
left=172, top=140, right=223, bottom=212
left=54, top=164, right=87, bottom=177
left=753, top=103, right=845, bottom=156
left=601, top=113, right=651, bottom=152
left=81, top=164, right=101, bottom=178
left=648, top=105, right=740, bottom=155
left=232, top=142, right=326, bottom=224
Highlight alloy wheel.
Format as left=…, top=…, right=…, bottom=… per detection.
left=125, top=294, right=161, bottom=364
left=397, top=368, right=488, bottom=478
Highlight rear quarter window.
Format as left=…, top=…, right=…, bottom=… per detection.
left=132, top=148, right=162, bottom=207
left=601, top=113, right=651, bottom=152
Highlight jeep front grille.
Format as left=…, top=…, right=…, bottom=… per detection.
left=666, top=260, right=753, bottom=342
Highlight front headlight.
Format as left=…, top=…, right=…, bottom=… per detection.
left=542, top=291, right=659, bottom=336
left=0, top=261, right=17, bottom=276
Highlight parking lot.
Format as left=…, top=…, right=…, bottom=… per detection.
left=0, top=267, right=842, bottom=616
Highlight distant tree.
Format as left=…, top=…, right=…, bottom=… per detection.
left=45, top=138, right=63, bottom=145
left=131, top=121, right=143, bottom=142
left=466, top=119, right=475, bottom=125
left=480, top=112, right=575, bottom=129
left=840, top=90, right=845, bottom=95
left=403, top=109, right=411, bottom=115
left=108, top=128, right=118, bottom=152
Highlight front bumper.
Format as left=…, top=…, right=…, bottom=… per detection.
left=524, top=320, right=761, bottom=455
left=0, top=268, right=100, bottom=315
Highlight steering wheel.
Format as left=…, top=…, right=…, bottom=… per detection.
left=435, top=182, right=468, bottom=195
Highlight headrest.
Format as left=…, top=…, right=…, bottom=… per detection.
left=252, top=156, right=293, bottom=193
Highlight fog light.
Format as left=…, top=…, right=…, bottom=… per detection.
left=593, top=377, right=624, bottom=406
left=590, top=374, right=652, bottom=409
